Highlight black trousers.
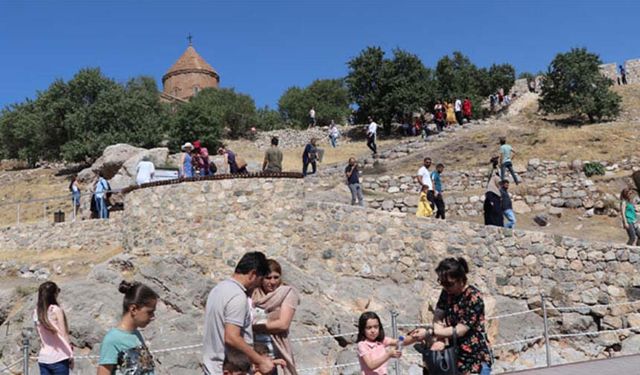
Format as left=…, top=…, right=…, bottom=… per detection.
left=434, top=193, right=445, bottom=219
left=303, top=161, right=316, bottom=176
left=455, top=111, right=463, bottom=125
left=366, top=135, right=377, bottom=154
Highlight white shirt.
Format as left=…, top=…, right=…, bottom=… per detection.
left=368, top=122, right=378, bottom=136
left=417, top=166, right=433, bottom=190
left=136, top=161, right=155, bottom=185
left=309, top=109, right=316, bottom=118
left=455, top=99, right=462, bottom=112
left=329, top=126, right=339, bottom=137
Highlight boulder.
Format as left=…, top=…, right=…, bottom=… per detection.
left=110, top=148, right=170, bottom=189
left=513, top=201, right=531, bottom=214
left=549, top=207, right=563, bottom=218
left=78, top=144, right=145, bottom=182
left=533, top=214, right=549, bottom=226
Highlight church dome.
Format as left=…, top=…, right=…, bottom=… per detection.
left=162, top=44, right=220, bottom=101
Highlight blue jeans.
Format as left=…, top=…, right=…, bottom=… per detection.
left=500, top=161, right=519, bottom=184
left=480, top=363, right=491, bottom=375
left=39, top=359, right=70, bottom=375
left=95, top=196, right=108, bottom=219
left=330, top=135, right=337, bottom=148
left=503, top=209, right=516, bottom=228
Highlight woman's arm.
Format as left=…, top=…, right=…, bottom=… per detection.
left=263, top=305, right=295, bottom=334
left=433, top=323, right=470, bottom=339
left=55, top=308, right=72, bottom=345
left=97, top=365, right=114, bottom=375
left=361, top=349, right=397, bottom=370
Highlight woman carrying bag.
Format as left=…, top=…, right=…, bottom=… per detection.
left=411, top=258, right=492, bottom=375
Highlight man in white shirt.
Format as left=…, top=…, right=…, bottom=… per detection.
left=454, top=98, right=463, bottom=125
left=308, top=107, right=316, bottom=129
left=366, top=116, right=378, bottom=155
left=415, top=157, right=435, bottom=209
left=135, top=156, right=155, bottom=185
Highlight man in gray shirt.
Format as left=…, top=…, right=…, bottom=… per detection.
left=202, top=252, right=274, bottom=375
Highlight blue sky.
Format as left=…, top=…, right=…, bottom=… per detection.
left=0, top=0, right=638, bottom=109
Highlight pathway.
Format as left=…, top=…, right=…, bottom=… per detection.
left=508, top=354, right=640, bottom=374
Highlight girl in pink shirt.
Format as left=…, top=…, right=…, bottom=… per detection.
left=356, top=312, right=415, bottom=375
left=34, top=282, right=74, bottom=375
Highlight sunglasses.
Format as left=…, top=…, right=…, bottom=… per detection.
left=438, top=278, right=457, bottom=288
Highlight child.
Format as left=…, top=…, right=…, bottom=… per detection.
left=97, top=281, right=159, bottom=375
left=223, top=348, right=252, bottom=375
left=34, top=282, right=74, bottom=375
left=252, top=343, right=286, bottom=375
left=356, top=311, right=414, bottom=375
left=621, top=188, right=640, bottom=246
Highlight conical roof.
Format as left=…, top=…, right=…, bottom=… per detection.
left=162, top=45, right=219, bottom=83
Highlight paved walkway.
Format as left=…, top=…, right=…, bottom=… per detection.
left=509, top=354, right=640, bottom=374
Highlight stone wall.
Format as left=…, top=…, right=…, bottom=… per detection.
left=122, top=177, right=306, bottom=255
left=2, top=178, right=640, bottom=373
left=365, top=157, right=640, bottom=217
left=599, top=63, right=618, bottom=83
left=600, top=58, right=640, bottom=84
left=0, top=218, right=122, bottom=252
left=625, top=59, right=640, bottom=84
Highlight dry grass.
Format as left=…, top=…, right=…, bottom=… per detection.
left=390, top=84, right=640, bottom=175
left=0, top=169, right=72, bottom=226
left=225, top=138, right=398, bottom=171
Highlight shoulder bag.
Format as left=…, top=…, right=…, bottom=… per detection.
left=423, top=330, right=457, bottom=375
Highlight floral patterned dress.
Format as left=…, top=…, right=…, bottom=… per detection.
left=436, top=285, right=492, bottom=374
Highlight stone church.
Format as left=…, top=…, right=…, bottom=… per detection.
left=160, top=42, right=220, bottom=103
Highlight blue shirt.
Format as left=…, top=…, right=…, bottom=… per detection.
left=95, top=177, right=108, bottom=199
left=182, top=153, right=194, bottom=177
left=500, top=144, right=513, bottom=163
left=431, top=171, right=443, bottom=193
left=99, top=328, right=155, bottom=375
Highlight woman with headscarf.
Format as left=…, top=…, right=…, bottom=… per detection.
left=483, top=170, right=503, bottom=227
left=252, top=259, right=300, bottom=375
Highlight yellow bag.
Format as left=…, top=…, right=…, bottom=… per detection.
left=416, top=192, right=433, bottom=217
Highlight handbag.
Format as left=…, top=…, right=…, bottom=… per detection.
left=423, top=330, right=457, bottom=375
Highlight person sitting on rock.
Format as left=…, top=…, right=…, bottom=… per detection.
left=218, top=144, right=247, bottom=174
left=263, top=137, right=283, bottom=173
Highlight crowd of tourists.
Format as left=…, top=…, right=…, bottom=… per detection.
left=33, top=252, right=491, bottom=375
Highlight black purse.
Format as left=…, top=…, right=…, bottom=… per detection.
left=423, top=330, right=458, bottom=375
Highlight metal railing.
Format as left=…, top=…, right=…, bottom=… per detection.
left=2, top=297, right=639, bottom=374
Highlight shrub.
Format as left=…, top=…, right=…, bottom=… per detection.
left=583, top=162, right=605, bottom=177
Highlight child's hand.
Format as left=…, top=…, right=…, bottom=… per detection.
left=430, top=341, right=446, bottom=351
left=274, top=359, right=287, bottom=367
left=388, top=348, right=402, bottom=358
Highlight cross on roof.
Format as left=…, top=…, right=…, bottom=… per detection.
left=187, top=33, right=193, bottom=46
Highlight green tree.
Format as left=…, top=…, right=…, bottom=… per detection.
left=278, top=79, right=350, bottom=127
left=487, top=63, right=516, bottom=96
left=345, top=46, right=386, bottom=124
left=255, top=106, right=284, bottom=130
left=170, top=88, right=257, bottom=150
left=540, top=48, right=621, bottom=123
left=346, top=47, right=434, bottom=132
left=0, top=68, right=169, bottom=163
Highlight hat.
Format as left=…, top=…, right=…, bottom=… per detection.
left=193, top=140, right=201, bottom=149
left=181, top=142, right=194, bottom=151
